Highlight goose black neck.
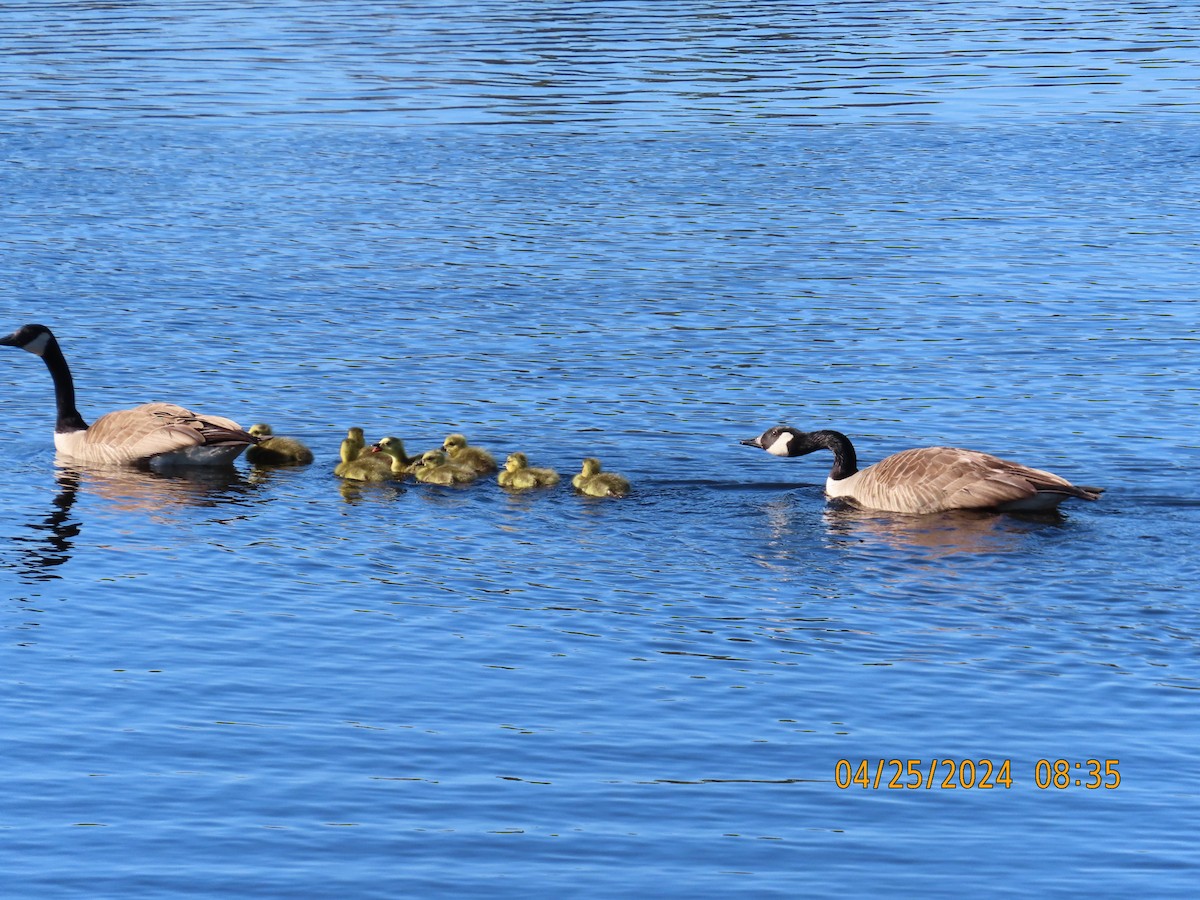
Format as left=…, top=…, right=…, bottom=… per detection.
left=810, top=430, right=858, bottom=481
left=42, top=335, right=88, bottom=433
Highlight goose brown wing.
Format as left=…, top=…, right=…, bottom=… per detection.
left=854, top=447, right=1071, bottom=514
left=83, top=402, right=253, bottom=461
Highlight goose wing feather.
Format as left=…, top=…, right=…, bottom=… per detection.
left=849, top=447, right=1096, bottom=514
left=73, top=402, right=253, bottom=464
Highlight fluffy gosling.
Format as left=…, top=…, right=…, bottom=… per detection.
left=333, top=427, right=367, bottom=475
left=413, top=449, right=478, bottom=485
left=244, top=423, right=314, bottom=466
left=375, top=436, right=422, bottom=477
left=442, top=433, right=497, bottom=475
left=334, top=427, right=391, bottom=480
left=498, top=452, right=560, bottom=490
left=336, top=452, right=395, bottom=482
left=572, top=457, right=630, bottom=498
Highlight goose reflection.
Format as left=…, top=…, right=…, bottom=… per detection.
left=746, top=490, right=1064, bottom=564
left=8, top=463, right=260, bottom=582
left=10, top=469, right=83, bottom=580
left=821, top=502, right=1063, bottom=557
left=64, top=461, right=259, bottom=514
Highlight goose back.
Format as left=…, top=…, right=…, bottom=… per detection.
left=56, top=402, right=255, bottom=467
left=828, top=446, right=1102, bottom=514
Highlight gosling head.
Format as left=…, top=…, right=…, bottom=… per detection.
left=249, top=423, right=274, bottom=438
left=505, top=452, right=529, bottom=472
left=740, top=425, right=812, bottom=458
left=579, top=457, right=603, bottom=476
left=420, top=449, right=448, bottom=466
left=443, top=433, right=468, bottom=453
left=377, top=436, right=406, bottom=456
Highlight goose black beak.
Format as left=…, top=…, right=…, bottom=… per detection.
left=740, top=437, right=763, bottom=448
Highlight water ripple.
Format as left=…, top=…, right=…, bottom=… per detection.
left=1, top=1, right=1198, bottom=125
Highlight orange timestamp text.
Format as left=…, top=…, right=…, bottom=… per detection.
left=835, top=758, right=1121, bottom=790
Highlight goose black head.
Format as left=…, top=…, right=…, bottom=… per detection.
left=740, top=425, right=810, bottom=457
left=0, top=323, right=55, bottom=356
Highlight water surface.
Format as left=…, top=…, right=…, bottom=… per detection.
left=2, top=3, right=1198, bottom=898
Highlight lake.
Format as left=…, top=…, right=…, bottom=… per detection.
left=1, top=2, right=1198, bottom=897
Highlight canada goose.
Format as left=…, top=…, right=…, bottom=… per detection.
left=333, top=427, right=368, bottom=477
left=412, top=449, right=477, bottom=485
left=442, top=433, right=497, bottom=475
left=498, top=452, right=560, bottom=490
left=740, top=425, right=1103, bottom=514
left=375, top=436, right=421, bottom=477
left=572, top=457, right=630, bottom=498
left=0, top=323, right=255, bottom=467
left=244, top=423, right=314, bottom=466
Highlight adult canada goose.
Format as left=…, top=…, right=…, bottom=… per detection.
left=740, top=425, right=1102, bottom=514
left=245, top=423, right=314, bottom=466
left=442, top=433, right=497, bottom=475
left=412, top=449, right=477, bottom=485
left=498, top=452, right=560, bottom=490
left=572, top=457, right=630, bottom=498
left=0, top=323, right=256, bottom=467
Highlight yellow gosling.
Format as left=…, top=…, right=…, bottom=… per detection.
left=244, top=423, right=314, bottom=466
left=413, top=449, right=478, bottom=485
left=442, top=432, right=497, bottom=475
left=333, top=427, right=368, bottom=477
left=572, top=457, right=630, bottom=498
left=498, top=452, right=560, bottom=490
left=336, top=449, right=394, bottom=482
left=375, top=436, right=422, bottom=478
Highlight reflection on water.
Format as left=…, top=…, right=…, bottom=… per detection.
left=6, top=464, right=261, bottom=583
left=821, top=504, right=1062, bottom=557
left=747, top=489, right=1066, bottom=566
left=9, top=470, right=82, bottom=581
left=65, top=461, right=259, bottom=514
left=336, top=479, right=407, bottom=504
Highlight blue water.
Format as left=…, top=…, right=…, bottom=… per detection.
left=2, top=3, right=1198, bottom=897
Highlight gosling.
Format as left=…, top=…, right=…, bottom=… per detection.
left=572, top=457, right=630, bottom=498
left=498, top=452, right=561, bottom=490
left=334, top=427, right=392, bottom=480
left=333, top=427, right=368, bottom=476
left=244, top=423, right=314, bottom=466
left=442, top=433, right=497, bottom=475
left=413, top=449, right=478, bottom=485
left=375, top=436, right=422, bottom=477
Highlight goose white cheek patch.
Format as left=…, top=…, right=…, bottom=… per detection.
left=24, top=332, right=51, bottom=356
left=765, top=434, right=794, bottom=456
